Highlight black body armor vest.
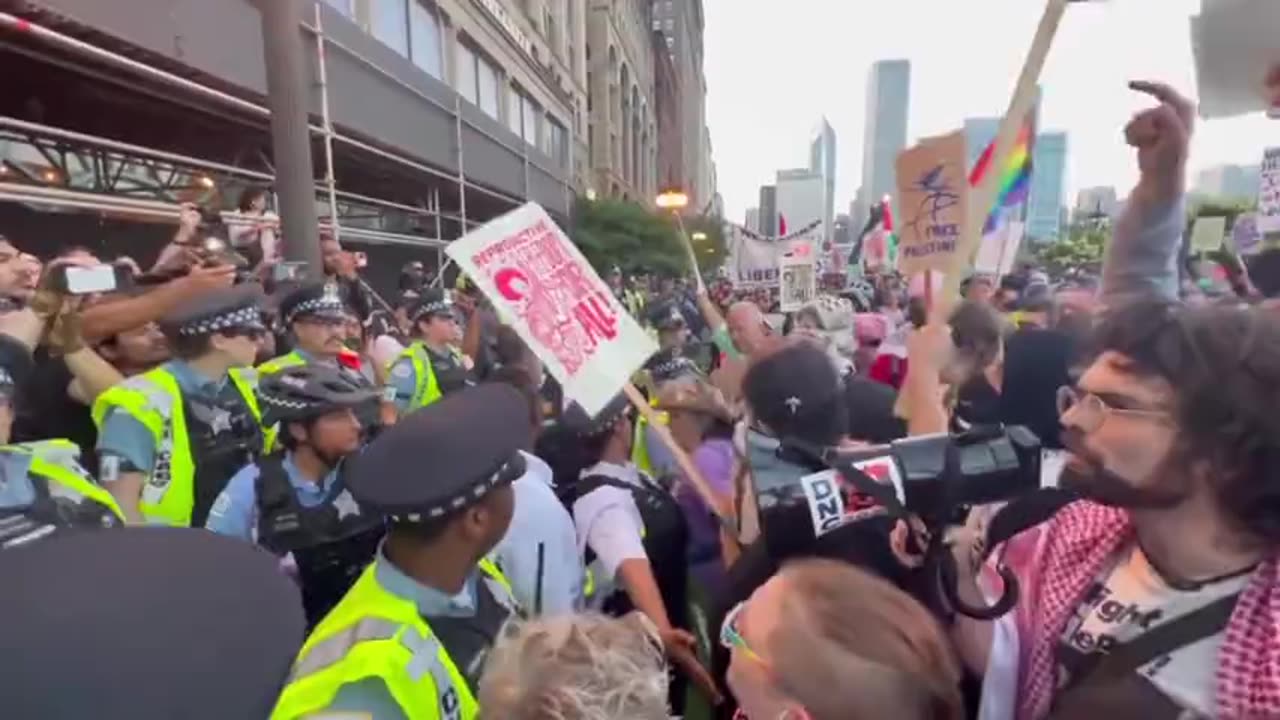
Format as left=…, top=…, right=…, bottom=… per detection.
left=254, top=455, right=383, bottom=626
left=183, top=386, right=263, bottom=527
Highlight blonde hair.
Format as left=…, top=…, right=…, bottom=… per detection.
left=478, top=612, right=670, bottom=720
left=767, top=559, right=964, bottom=720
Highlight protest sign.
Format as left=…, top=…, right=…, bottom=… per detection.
left=1230, top=212, right=1263, bottom=256
left=895, top=130, right=969, bottom=277
left=1259, top=147, right=1280, bottom=234
left=973, top=220, right=1025, bottom=277
left=445, top=202, right=657, bottom=416
left=1190, top=216, right=1228, bottom=253
left=779, top=252, right=817, bottom=312
left=726, top=227, right=780, bottom=288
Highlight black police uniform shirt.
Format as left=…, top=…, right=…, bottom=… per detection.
left=425, top=344, right=473, bottom=395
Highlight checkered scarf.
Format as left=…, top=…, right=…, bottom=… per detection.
left=1005, top=500, right=1280, bottom=719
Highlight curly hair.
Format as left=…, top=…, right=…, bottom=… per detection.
left=1089, top=299, right=1280, bottom=543
left=477, top=612, right=669, bottom=720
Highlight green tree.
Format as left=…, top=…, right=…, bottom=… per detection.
left=569, top=195, right=725, bottom=276
left=1031, top=223, right=1107, bottom=277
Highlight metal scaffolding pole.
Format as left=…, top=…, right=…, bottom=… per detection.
left=313, top=3, right=341, bottom=244
left=259, top=0, right=321, bottom=274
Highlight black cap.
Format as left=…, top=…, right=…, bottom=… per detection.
left=560, top=393, right=631, bottom=438
left=279, top=280, right=349, bottom=325
left=644, top=348, right=701, bottom=385
left=0, top=527, right=305, bottom=719
left=743, top=342, right=846, bottom=445
left=408, top=288, right=455, bottom=324
left=160, top=283, right=266, bottom=338
left=348, top=383, right=527, bottom=523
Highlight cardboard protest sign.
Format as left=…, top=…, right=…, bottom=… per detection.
left=1259, top=147, right=1280, bottom=235
left=779, top=252, right=817, bottom=312
left=1190, top=216, right=1228, bottom=254
left=895, top=130, right=969, bottom=277
left=445, top=203, right=657, bottom=416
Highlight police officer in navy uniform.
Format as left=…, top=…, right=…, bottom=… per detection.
left=0, top=527, right=306, bottom=718
left=554, top=394, right=720, bottom=709
left=207, top=363, right=384, bottom=627
left=384, top=288, right=474, bottom=417
left=94, top=284, right=271, bottom=526
left=272, top=383, right=527, bottom=720
left=259, top=280, right=352, bottom=375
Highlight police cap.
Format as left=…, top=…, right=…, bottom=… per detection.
left=560, top=393, right=632, bottom=439
left=279, top=280, right=349, bottom=325
left=160, top=282, right=266, bottom=339
left=407, top=288, right=456, bottom=325
left=348, top=383, right=527, bottom=523
left=0, top=527, right=305, bottom=719
left=644, top=348, right=701, bottom=385
left=648, top=302, right=686, bottom=331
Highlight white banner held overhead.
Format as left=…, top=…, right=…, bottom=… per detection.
left=1259, top=147, right=1280, bottom=235
left=973, top=220, right=1025, bottom=277
left=726, top=221, right=822, bottom=289
left=779, top=252, right=817, bottom=312
left=445, top=203, right=657, bottom=416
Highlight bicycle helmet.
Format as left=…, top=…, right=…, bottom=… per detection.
left=258, top=364, right=377, bottom=427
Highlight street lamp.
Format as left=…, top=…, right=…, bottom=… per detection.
left=655, top=188, right=689, bottom=211
left=691, top=231, right=708, bottom=242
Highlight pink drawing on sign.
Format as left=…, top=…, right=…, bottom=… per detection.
left=472, top=222, right=620, bottom=376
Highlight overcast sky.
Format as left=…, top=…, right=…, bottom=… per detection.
left=704, top=0, right=1275, bottom=222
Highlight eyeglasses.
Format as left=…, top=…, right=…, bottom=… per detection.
left=720, top=601, right=767, bottom=667
left=1056, top=385, right=1169, bottom=434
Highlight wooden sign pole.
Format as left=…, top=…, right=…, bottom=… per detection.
left=623, top=382, right=727, bottom=522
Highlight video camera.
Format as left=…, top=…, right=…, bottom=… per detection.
left=747, top=424, right=1050, bottom=620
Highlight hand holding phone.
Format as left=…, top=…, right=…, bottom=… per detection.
left=50, top=263, right=134, bottom=296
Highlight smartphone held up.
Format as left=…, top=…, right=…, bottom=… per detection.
left=50, top=263, right=134, bottom=296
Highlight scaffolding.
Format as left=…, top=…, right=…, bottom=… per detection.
left=0, top=7, right=536, bottom=255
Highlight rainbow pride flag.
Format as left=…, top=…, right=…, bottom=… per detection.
left=969, top=111, right=1036, bottom=233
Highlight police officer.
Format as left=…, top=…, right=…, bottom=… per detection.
left=258, top=280, right=351, bottom=374
left=0, top=527, right=306, bottom=718
left=633, top=348, right=703, bottom=478
left=384, top=288, right=473, bottom=416
left=0, top=364, right=124, bottom=544
left=207, top=363, right=383, bottom=626
left=648, top=301, right=690, bottom=354
left=272, top=383, right=527, bottom=720
left=93, top=284, right=271, bottom=526
left=556, top=394, right=719, bottom=708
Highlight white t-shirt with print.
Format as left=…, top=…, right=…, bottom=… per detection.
left=1056, top=542, right=1248, bottom=718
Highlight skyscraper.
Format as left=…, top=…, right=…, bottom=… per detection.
left=1025, top=131, right=1068, bottom=242
left=776, top=169, right=824, bottom=236
left=860, top=60, right=911, bottom=224
left=809, top=118, right=837, bottom=243
left=962, top=117, right=1001, bottom=173
left=759, top=185, right=778, bottom=236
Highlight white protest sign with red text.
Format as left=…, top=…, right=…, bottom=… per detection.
left=446, top=203, right=657, bottom=416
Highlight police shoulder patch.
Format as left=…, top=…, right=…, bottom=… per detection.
left=391, top=362, right=413, bottom=379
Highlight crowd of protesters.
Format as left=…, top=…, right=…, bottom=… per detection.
left=0, top=73, right=1278, bottom=720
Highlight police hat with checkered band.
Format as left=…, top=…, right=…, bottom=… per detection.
left=278, top=280, right=349, bottom=326
left=346, top=383, right=527, bottom=524
left=0, top=527, right=305, bottom=718
left=643, top=348, right=701, bottom=385
left=559, top=393, right=632, bottom=439
left=160, top=283, right=266, bottom=339
left=407, top=288, right=456, bottom=325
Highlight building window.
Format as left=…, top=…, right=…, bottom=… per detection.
left=408, top=1, right=442, bottom=78
left=455, top=43, right=477, bottom=104
left=324, top=0, right=355, bottom=18
left=507, top=86, right=524, bottom=137
left=371, top=0, right=409, bottom=56
left=476, top=54, right=500, bottom=119
left=522, top=97, right=542, bottom=146
left=546, top=115, right=567, bottom=165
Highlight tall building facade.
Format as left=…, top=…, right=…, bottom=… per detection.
left=652, top=29, right=682, bottom=191
left=652, top=0, right=712, bottom=210
left=587, top=0, right=658, bottom=202
left=859, top=60, right=910, bottom=227
left=1194, top=164, right=1262, bottom=201
left=1074, top=186, right=1119, bottom=222
left=745, top=207, right=760, bottom=232
left=758, top=185, right=778, bottom=236
left=775, top=169, right=824, bottom=236
left=1025, top=131, right=1068, bottom=242
left=962, top=117, right=1000, bottom=172
left=809, top=118, right=837, bottom=243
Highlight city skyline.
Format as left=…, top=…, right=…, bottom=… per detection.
left=704, top=0, right=1274, bottom=221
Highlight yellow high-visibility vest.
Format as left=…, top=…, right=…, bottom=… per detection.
left=272, top=559, right=515, bottom=720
